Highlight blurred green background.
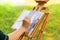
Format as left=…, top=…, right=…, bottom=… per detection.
left=0, top=0, right=60, bottom=40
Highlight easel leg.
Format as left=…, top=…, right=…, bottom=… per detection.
left=21, top=37, right=24, bottom=40
left=18, top=33, right=25, bottom=40
left=28, top=38, right=32, bottom=40
left=36, top=13, right=50, bottom=40
left=28, top=39, right=32, bottom=40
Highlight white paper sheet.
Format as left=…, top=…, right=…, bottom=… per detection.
left=11, top=10, right=30, bottom=29
left=11, top=10, right=44, bottom=34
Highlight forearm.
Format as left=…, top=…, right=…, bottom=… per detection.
left=8, top=16, right=30, bottom=40
left=8, top=26, right=26, bottom=40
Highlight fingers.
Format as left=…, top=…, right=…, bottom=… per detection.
left=23, top=16, right=30, bottom=24
left=22, top=16, right=31, bottom=29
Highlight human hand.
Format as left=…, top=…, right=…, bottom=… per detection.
left=22, top=16, right=30, bottom=29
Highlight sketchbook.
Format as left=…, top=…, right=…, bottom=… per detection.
left=11, top=10, right=44, bottom=33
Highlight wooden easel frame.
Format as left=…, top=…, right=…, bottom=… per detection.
left=18, top=0, right=50, bottom=40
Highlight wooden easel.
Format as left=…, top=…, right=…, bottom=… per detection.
left=18, top=0, right=50, bottom=40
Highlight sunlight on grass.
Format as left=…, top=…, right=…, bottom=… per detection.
left=46, top=37, right=54, bottom=40
left=43, top=32, right=54, bottom=36
left=0, top=0, right=60, bottom=6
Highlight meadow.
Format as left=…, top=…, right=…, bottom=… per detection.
left=0, top=4, right=60, bottom=40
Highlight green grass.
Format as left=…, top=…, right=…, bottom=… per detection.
left=0, top=4, right=60, bottom=40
